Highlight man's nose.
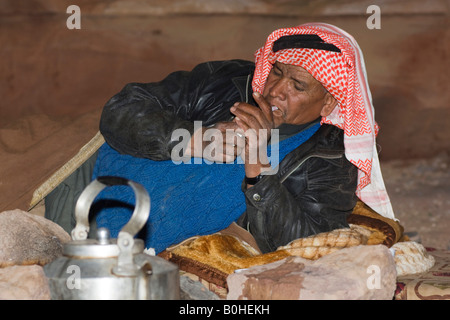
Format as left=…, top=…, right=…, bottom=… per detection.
left=268, top=78, right=287, bottom=101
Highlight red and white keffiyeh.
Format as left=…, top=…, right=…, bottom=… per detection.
left=253, top=23, right=395, bottom=220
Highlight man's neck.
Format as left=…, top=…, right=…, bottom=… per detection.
left=276, top=117, right=321, bottom=141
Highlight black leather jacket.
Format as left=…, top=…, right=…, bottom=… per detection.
left=100, top=59, right=358, bottom=253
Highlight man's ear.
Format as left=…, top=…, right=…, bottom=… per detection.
left=320, top=93, right=338, bottom=117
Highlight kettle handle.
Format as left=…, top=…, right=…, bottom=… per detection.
left=71, top=176, right=151, bottom=241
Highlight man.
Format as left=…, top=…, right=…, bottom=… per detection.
left=49, top=23, right=395, bottom=254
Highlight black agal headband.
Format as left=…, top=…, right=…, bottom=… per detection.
left=272, top=34, right=341, bottom=53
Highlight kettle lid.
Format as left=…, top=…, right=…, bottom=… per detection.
left=63, top=227, right=144, bottom=258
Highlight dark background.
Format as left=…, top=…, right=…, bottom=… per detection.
left=0, top=0, right=448, bottom=248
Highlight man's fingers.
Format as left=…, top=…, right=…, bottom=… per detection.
left=231, top=105, right=268, bottom=131
left=252, top=91, right=273, bottom=123
left=213, top=121, right=240, bottom=133
left=230, top=94, right=274, bottom=132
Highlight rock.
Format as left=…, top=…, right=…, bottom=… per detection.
left=179, top=276, right=221, bottom=300
left=0, top=265, right=51, bottom=300
left=0, top=209, right=71, bottom=267
left=227, top=245, right=397, bottom=300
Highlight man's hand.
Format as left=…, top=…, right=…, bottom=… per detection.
left=183, top=121, right=245, bottom=163
left=230, top=92, right=275, bottom=179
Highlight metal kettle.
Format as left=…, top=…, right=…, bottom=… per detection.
left=44, top=176, right=180, bottom=300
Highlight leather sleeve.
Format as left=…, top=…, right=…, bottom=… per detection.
left=239, top=155, right=358, bottom=253
left=99, top=60, right=255, bottom=160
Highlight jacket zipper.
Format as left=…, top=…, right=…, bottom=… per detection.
left=245, top=74, right=251, bottom=103
left=279, top=153, right=343, bottom=184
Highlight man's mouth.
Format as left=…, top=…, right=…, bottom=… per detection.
left=271, top=106, right=283, bottom=117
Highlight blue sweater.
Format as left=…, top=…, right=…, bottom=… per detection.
left=92, top=123, right=320, bottom=254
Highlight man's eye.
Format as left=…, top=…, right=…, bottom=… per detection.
left=294, top=85, right=304, bottom=92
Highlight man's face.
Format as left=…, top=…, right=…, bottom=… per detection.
left=262, top=61, right=336, bottom=128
